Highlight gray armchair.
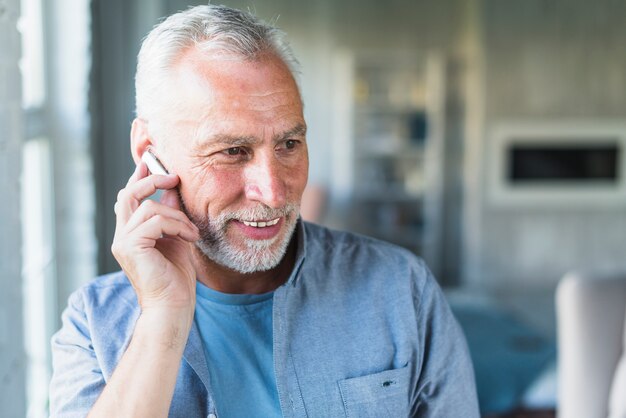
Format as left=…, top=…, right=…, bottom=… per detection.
left=556, top=270, right=626, bottom=418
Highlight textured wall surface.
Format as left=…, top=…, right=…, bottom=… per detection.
left=463, top=0, right=626, bottom=287
left=0, top=0, right=26, bottom=415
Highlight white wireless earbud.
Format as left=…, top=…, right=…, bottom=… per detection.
left=141, top=150, right=168, bottom=175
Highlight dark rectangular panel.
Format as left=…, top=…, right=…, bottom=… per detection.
left=508, top=142, right=619, bottom=183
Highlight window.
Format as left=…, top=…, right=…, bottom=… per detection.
left=19, top=0, right=56, bottom=416
left=19, top=0, right=95, bottom=415
left=21, top=138, right=57, bottom=418
left=18, top=0, right=45, bottom=109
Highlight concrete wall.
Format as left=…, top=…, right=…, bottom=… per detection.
left=463, top=0, right=626, bottom=288
left=0, top=0, right=27, bottom=415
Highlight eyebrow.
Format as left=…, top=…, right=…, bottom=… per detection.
left=274, top=123, right=307, bottom=142
left=191, top=123, right=307, bottom=153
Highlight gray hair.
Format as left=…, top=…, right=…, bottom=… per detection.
left=135, top=4, right=299, bottom=125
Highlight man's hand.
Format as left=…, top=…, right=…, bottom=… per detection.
left=112, top=162, right=200, bottom=314
left=87, top=162, right=200, bottom=418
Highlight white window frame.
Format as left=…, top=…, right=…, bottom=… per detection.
left=19, top=0, right=96, bottom=417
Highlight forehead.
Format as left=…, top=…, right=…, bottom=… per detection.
left=161, top=48, right=304, bottom=147
left=174, top=48, right=301, bottom=112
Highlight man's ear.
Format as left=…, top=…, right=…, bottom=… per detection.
left=130, top=118, right=153, bottom=165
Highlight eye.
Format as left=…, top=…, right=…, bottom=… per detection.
left=218, top=146, right=250, bottom=161
left=226, top=147, right=243, bottom=155
left=278, top=140, right=300, bottom=152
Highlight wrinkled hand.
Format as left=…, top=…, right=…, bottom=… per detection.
left=112, top=162, right=200, bottom=314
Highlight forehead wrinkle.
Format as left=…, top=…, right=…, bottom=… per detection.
left=233, top=91, right=299, bottom=114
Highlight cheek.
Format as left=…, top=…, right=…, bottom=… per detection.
left=290, top=169, right=308, bottom=198
left=289, top=156, right=309, bottom=198
left=180, top=168, right=245, bottom=215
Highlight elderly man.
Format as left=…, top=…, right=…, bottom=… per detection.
left=50, top=5, right=479, bottom=417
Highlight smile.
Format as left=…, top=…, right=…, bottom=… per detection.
left=241, top=218, right=280, bottom=228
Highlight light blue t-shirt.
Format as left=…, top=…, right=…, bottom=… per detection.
left=194, top=281, right=281, bottom=418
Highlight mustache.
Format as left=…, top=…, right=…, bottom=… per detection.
left=176, top=190, right=299, bottom=232
left=193, top=203, right=299, bottom=248
left=213, top=203, right=299, bottom=226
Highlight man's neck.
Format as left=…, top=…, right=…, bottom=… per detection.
left=192, top=240, right=296, bottom=294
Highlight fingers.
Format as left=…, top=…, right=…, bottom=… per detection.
left=115, top=167, right=180, bottom=225
left=131, top=215, right=199, bottom=245
left=111, top=214, right=199, bottom=262
left=114, top=165, right=199, bottom=251
left=124, top=199, right=197, bottom=236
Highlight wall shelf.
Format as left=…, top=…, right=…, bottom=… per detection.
left=331, top=49, right=446, bottom=277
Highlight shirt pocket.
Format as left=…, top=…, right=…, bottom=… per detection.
left=338, top=364, right=411, bottom=418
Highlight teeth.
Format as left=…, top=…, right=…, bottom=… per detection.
left=243, top=218, right=279, bottom=228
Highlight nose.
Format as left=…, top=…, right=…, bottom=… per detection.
left=243, top=153, right=287, bottom=209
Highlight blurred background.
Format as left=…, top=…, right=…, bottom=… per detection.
left=1, top=0, right=626, bottom=417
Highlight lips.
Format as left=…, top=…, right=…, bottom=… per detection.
left=233, top=217, right=283, bottom=240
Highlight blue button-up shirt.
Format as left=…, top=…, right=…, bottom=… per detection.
left=50, top=221, right=479, bottom=417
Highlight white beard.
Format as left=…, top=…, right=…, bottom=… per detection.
left=188, top=202, right=299, bottom=274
